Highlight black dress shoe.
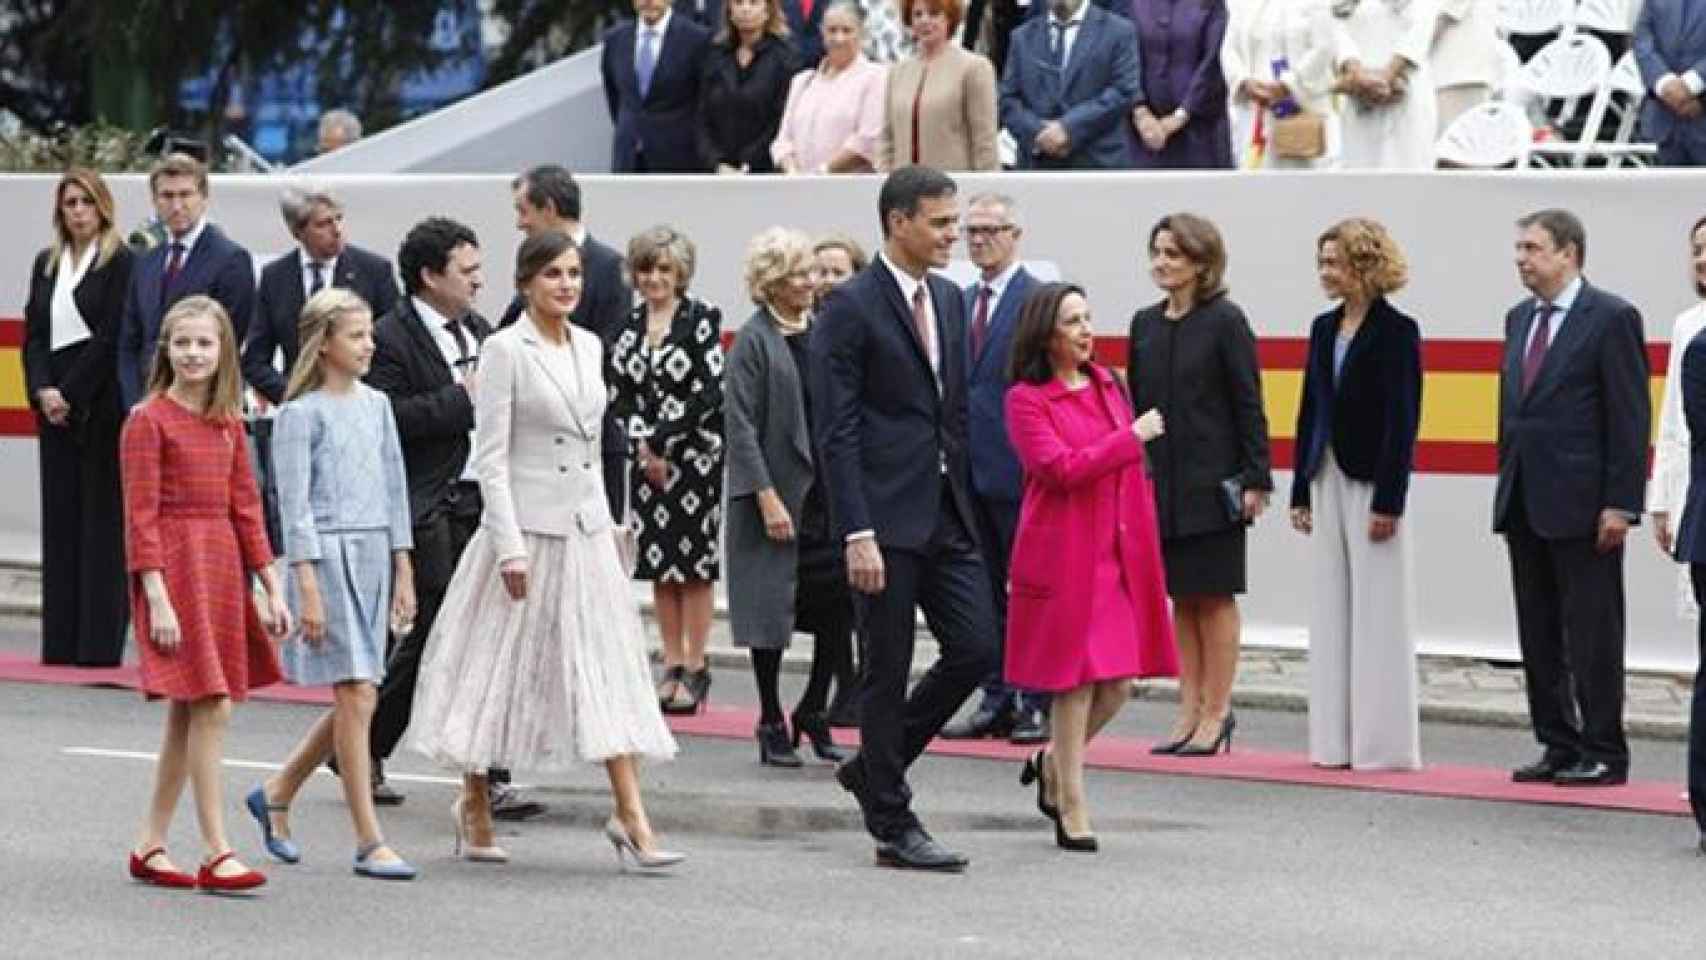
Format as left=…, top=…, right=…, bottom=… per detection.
left=490, top=785, right=548, bottom=820
left=1008, top=710, right=1049, bottom=745
left=940, top=702, right=1014, bottom=740
left=1054, top=821, right=1099, bottom=853
left=875, top=827, right=969, bottom=872
left=1552, top=760, right=1627, bottom=786
left=1511, top=755, right=1573, bottom=783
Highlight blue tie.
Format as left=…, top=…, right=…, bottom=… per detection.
left=636, top=27, right=658, bottom=99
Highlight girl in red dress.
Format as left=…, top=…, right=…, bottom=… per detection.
left=121, top=295, right=292, bottom=892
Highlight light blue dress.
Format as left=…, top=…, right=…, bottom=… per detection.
left=271, top=384, right=412, bottom=686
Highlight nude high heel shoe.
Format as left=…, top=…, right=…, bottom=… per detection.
left=451, top=798, right=510, bottom=863
left=603, top=817, right=685, bottom=872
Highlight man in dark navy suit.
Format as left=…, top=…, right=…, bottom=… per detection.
left=118, top=152, right=256, bottom=406
left=940, top=191, right=1048, bottom=744
left=1494, top=209, right=1650, bottom=788
left=242, top=183, right=398, bottom=406
left=1000, top=0, right=1141, bottom=170
left=602, top=0, right=712, bottom=172
left=1669, top=308, right=1706, bottom=853
left=812, top=166, right=996, bottom=872
left=499, top=163, right=633, bottom=523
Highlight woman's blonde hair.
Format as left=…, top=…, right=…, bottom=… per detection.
left=1318, top=218, right=1408, bottom=296
left=285, top=288, right=373, bottom=401
left=145, top=295, right=244, bottom=421
left=744, top=226, right=815, bottom=304
left=47, top=167, right=123, bottom=275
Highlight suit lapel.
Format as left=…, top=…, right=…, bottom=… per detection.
left=1059, top=6, right=1099, bottom=93
left=1524, top=285, right=1596, bottom=403
left=1505, top=305, right=1534, bottom=407
left=399, top=301, right=454, bottom=385
left=874, top=265, right=936, bottom=385
left=521, top=327, right=597, bottom=439
left=175, top=225, right=222, bottom=294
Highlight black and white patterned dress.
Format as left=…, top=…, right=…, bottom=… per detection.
left=609, top=297, right=725, bottom=583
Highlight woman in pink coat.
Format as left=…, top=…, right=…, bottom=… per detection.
left=1004, top=282, right=1177, bottom=853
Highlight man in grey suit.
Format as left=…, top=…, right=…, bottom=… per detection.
left=1635, top=0, right=1706, bottom=166
left=1495, top=209, right=1650, bottom=787
left=941, top=193, right=1047, bottom=744
left=999, top=0, right=1141, bottom=169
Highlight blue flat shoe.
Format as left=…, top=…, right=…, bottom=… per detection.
left=353, top=843, right=417, bottom=880
left=244, top=785, right=301, bottom=864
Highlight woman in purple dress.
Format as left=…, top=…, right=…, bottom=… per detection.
left=1126, top=0, right=1234, bottom=169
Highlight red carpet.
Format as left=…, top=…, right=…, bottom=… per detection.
left=5, top=654, right=1687, bottom=818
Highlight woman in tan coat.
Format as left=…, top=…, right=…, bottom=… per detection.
left=878, top=0, right=999, bottom=171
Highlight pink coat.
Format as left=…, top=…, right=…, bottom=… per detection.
left=1004, top=366, right=1178, bottom=691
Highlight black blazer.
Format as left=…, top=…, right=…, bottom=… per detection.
left=696, top=35, right=798, bottom=173
left=1127, top=294, right=1273, bottom=539
left=601, top=13, right=713, bottom=172
left=1289, top=297, right=1423, bottom=515
left=117, top=223, right=255, bottom=407
left=811, top=261, right=977, bottom=551
left=1492, top=280, right=1650, bottom=539
left=366, top=297, right=493, bottom=526
left=242, top=244, right=398, bottom=404
left=23, top=244, right=134, bottom=416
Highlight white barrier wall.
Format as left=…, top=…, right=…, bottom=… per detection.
left=1, top=170, right=1701, bottom=669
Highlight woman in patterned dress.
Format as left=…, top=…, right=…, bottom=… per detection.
left=121, top=295, right=292, bottom=892
left=609, top=226, right=726, bottom=715
left=243, top=289, right=419, bottom=880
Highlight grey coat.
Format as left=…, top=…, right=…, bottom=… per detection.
left=724, top=310, right=815, bottom=650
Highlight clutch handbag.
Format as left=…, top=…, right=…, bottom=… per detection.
left=1271, top=110, right=1326, bottom=160
left=1219, top=477, right=1249, bottom=527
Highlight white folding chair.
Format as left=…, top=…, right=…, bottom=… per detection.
left=1566, top=0, right=1633, bottom=36
left=1517, top=32, right=1612, bottom=132
left=1498, top=0, right=1573, bottom=36
left=1436, top=101, right=1535, bottom=168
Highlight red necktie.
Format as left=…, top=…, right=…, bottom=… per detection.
left=1521, top=304, right=1555, bottom=395
left=912, top=284, right=935, bottom=370
left=971, top=283, right=991, bottom=360
left=159, top=242, right=185, bottom=310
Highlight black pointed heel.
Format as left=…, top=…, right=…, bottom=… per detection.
left=756, top=721, right=802, bottom=767
left=789, top=709, right=848, bottom=762
left=1174, top=712, right=1236, bottom=757
left=1019, top=749, right=1060, bottom=824
left=1054, top=819, right=1099, bottom=852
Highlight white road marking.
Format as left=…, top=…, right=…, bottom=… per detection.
left=61, top=747, right=468, bottom=787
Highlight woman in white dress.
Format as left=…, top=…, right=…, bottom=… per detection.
left=409, top=231, right=682, bottom=871
left=1650, top=216, right=1706, bottom=620
left=1222, top=0, right=1340, bottom=169
left=1328, top=0, right=1439, bottom=169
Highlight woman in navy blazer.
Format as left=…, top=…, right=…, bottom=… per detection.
left=1288, top=218, right=1422, bottom=771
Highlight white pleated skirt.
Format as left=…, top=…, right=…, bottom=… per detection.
left=407, top=526, right=677, bottom=773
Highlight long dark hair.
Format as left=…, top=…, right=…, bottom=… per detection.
left=1008, top=282, right=1087, bottom=386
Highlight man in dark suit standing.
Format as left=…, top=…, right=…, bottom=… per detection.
left=242, top=183, right=398, bottom=406
left=118, top=152, right=256, bottom=406
left=940, top=191, right=1047, bottom=744
left=362, top=217, right=493, bottom=807
left=813, top=166, right=996, bottom=872
left=1669, top=317, right=1706, bottom=852
left=500, top=164, right=633, bottom=522
left=1495, top=208, right=1650, bottom=787
left=1000, top=0, right=1141, bottom=169
left=1634, top=0, right=1706, bottom=167
left=602, top=0, right=712, bottom=172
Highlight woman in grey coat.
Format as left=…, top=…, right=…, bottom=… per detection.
left=725, top=227, right=853, bottom=767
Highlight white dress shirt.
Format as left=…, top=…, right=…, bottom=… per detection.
left=49, top=243, right=97, bottom=351
left=413, top=295, right=480, bottom=481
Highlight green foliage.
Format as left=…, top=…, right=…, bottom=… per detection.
left=0, top=123, right=162, bottom=173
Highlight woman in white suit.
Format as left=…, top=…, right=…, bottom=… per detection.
left=409, top=231, right=682, bottom=871
left=1222, top=0, right=1341, bottom=168
left=1328, top=0, right=1439, bottom=170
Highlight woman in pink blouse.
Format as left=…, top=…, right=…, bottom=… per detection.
left=772, top=0, right=889, bottom=174
left=1004, top=282, right=1177, bottom=853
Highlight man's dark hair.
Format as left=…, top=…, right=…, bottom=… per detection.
left=513, top=164, right=582, bottom=221
left=398, top=217, right=478, bottom=296
left=878, top=165, right=957, bottom=238
left=1517, top=208, right=1587, bottom=268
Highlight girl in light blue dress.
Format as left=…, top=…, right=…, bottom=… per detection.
left=242, top=288, right=420, bottom=880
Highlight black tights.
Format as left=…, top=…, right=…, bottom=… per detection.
left=750, top=626, right=852, bottom=725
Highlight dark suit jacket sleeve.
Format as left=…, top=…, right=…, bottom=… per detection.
left=212, top=247, right=257, bottom=345
left=602, top=32, right=622, bottom=122
left=242, top=267, right=287, bottom=403
left=362, top=254, right=399, bottom=319
left=814, top=287, right=872, bottom=538
left=1182, top=0, right=1229, bottom=120
left=592, top=249, right=631, bottom=343
left=1289, top=316, right=1325, bottom=510
left=1372, top=316, right=1422, bottom=517
left=117, top=262, right=146, bottom=406
left=1683, top=331, right=1706, bottom=450
left=999, top=29, right=1045, bottom=150
left=22, top=252, right=52, bottom=404
left=1599, top=298, right=1651, bottom=518
left=367, top=326, right=475, bottom=442
left=61, top=245, right=134, bottom=408
left=1220, top=304, right=1273, bottom=491
left=1060, top=18, right=1142, bottom=148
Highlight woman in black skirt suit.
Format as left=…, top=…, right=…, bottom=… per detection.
left=22, top=168, right=135, bottom=666
left=1127, top=212, right=1272, bottom=757
left=609, top=225, right=725, bottom=714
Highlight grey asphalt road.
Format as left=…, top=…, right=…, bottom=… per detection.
left=2, top=631, right=1704, bottom=958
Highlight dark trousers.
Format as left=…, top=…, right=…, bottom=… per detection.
left=371, top=482, right=482, bottom=761
left=1690, top=565, right=1706, bottom=836
left=37, top=353, right=127, bottom=667
left=1504, top=498, right=1629, bottom=772
left=603, top=450, right=626, bottom=522
left=853, top=490, right=996, bottom=840
left=1657, top=131, right=1706, bottom=168
left=969, top=491, right=1046, bottom=714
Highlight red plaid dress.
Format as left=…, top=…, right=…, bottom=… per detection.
left=120, top=397, right=281, bottom=701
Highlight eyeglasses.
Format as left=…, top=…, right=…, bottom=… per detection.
left=965, top=225, right=1014, bottom=238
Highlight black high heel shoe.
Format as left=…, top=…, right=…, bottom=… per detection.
left=756, top=721, right=802, bottom=767
left=1054, top=820, right=1099, bottom=853
left=1149, top=731, right=1194, bottom=756
left=789, top=709, right=848, bottom=762
left=1174, top=712, right=1236, bottom=757
left=657, top=665, right=686, bottom=711
left=1019, top=749, right=1060, bottom=824
left=665, top=666, right=711, bottom=716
